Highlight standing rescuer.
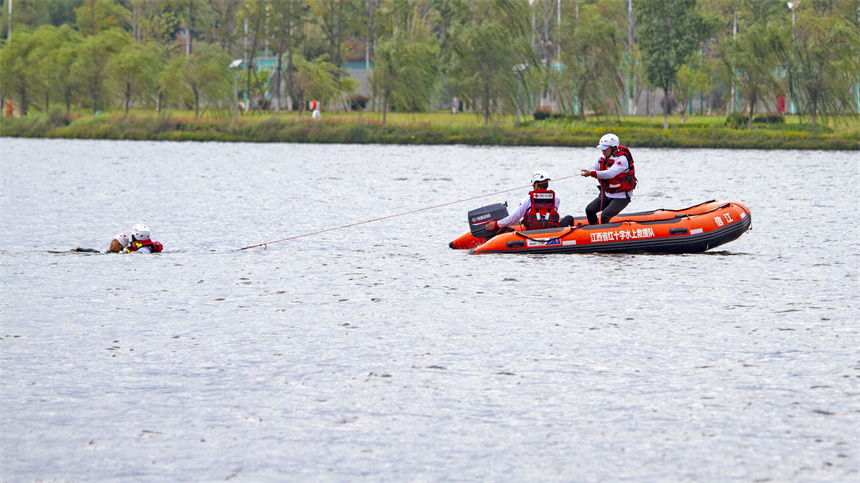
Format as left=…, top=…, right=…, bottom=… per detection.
left=580, top=133, right=637, bottom=225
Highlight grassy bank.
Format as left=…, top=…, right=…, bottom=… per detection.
left=2, top=110, right=858, bottom=150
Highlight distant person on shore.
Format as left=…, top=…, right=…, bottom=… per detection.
left=5, top=100, right=14, bottom=117
left=580, top=133, right=637, bottom=225
left=126, top=224, right=163, bottom=253
left=71, top=234, right=129, bottom=253
left=485, top=171, right=573, bottom=232
left=310, top=99, right=321, bottom=120
left=452, top=96, right=460, bottom=115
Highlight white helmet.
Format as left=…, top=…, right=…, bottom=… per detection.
left=597, top=133, right=620, bottom=149
left=531, top=171, right=551, bottom=184
left=131, top=224, right=150, bottom=241
left=113, top=233, right=129, bottom=249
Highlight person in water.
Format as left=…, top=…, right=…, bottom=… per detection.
left=580, top=133, right=637, bottom=225
left=71, top=234, right=129, bottom=253
left=485, top=171, right=573, bottom=232
left=126, top=224, right=163, bottom=253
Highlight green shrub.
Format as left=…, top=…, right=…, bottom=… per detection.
left=725, top=112, right=749, bottom=129
left=753, top=113, right=785, bottom=124
left=533, top=107, right=552, bottom=120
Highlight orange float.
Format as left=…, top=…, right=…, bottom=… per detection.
left=450, top=200, right=751, bottom=254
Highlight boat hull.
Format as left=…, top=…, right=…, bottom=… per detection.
left=450, top=200, right=751, bottom=254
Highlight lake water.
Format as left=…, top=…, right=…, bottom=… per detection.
left=1, top=138, right=858, bottom=481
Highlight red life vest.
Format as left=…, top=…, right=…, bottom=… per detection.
left=310, top=100, right=318, bottom=110
left=522, top=189, right=560, bottom=230
left=128, top=239, right=163, bottom=253
left=599, top=146, right=637, bottom=193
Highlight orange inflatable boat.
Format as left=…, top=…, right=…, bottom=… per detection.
left=450, top=200, right=751, bottom=254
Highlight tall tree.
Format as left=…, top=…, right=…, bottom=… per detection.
left=450, top=0, right=535, bottom=125
left=674, top=62, right=710, bottom=124
left=370, top=29, right=438, bottom=123
left=270, top=0, right=310, bottom=111
left=108, top=42, right=160, bottom=115
left=71, top=28, right=129, bottom=113
left=239, top=0, right=265, bottom=114
left=559, top=1, right=625, bottom=120
left=0, top=27, right=39, bottom=115
left=40, top=25, right=82, bottom=114
left=721, top=20, right=782, bottom=128
left=74, top=0, right=128, bottom=37
left=781, top=5, right=860, bottom=126
left=163, top=41, right=231, bottom=119
left=634, top=0, right=718, bottom=129
left=204, top=0, right=244, bottom=55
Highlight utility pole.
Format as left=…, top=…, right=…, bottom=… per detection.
left=627, top=0, right=633, bottom=115
left=7, top=0, right=11, bottom=43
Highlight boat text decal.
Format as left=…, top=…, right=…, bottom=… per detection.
left=590, top=228, right=655, bottom=243
left=714, top=213, right=734, bottom=226
left=526, top=238, right=562, bottom=247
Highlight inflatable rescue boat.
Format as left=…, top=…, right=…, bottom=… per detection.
left=450, top=200, right=751, bottom=254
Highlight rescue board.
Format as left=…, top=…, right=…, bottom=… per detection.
left=450, top=200, right=751, bottom=254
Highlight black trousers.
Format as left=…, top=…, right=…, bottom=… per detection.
left=585, top=192, right=630, bottom=225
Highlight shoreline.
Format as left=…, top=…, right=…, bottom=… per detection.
left=2, top=112, right=857, bottom=150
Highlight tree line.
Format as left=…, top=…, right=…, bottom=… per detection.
left=1, top=0, right=858, bottom=128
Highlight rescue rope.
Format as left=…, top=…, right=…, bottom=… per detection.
left=238, top=174, right=580, bottom=250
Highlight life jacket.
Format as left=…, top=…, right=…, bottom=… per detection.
left=127, top=239, right=163, bottom=253
left=521, top=189, right=560, bottom=230
left=310, top=100, right=318, bottom=110
left=599, top=146, right=637, bottom=193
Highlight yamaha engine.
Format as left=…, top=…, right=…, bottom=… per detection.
left=468, top=203, right=508, bottom=239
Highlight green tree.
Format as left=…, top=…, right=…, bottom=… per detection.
left=370, top=31, right=439, bottom=123
left=270, top=0, right=311, bottom=112
left=71, top=28, right=129, bottom=114
left=292, top=53, right=342, bottom=114
left=635, top=0, right=718, bottom=129
left=40, top=25, right=82, bottom=114
left=721, top=20, right=782, bottom=129
left=127, top=0, right=179, bottom=46
left=75, top=0, right=128, bottom=37
left=450, top=0, right=534, bottom=125
left=0, top=27, right=39, bottom=115
left=108, top=42, right=161, bottom=115
left=674, top=62, right=710, bottom=124
left=203, top=0, right=244, bottom=55
left=163, top=41, right=231, bottom=119
left=559, top=1, right=625, bottom=121
left=782, top=6, right=860, bottom=126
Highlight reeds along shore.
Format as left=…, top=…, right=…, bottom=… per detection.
left=1, top=111, right=858, bottom=150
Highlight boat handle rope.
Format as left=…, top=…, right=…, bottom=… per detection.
left=238, top=174, right=581, bottom=250
left=514, top=227, right=576, bottom=243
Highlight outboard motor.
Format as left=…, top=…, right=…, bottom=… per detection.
left=468, top=202, right=508, bottom=239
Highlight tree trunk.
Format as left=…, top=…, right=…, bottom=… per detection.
left=125, top=81, right=131, bottom=116
left=275, top=39, right=285, bottom=112
left=662, top=87, right=670, bottom=130
left=286, top=14, right=294, bottom=112
left=157, top=89, right=163, bottom=114
left=335, top=0, right=343, bottom=67
left=194, top=85, right=199, bottom=120
left=245, top=13, right=263, bottom=115
left=45, top=92, right=50, bottom=113
left=20, top=85, right=27, bottom=116
left=382, top=91, right=388, bottom=124
left=482, top=72, right=490, bottom=125
left=748, top=93, right=757, bottom=130
left=91, top=72, right=98, bottom=115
